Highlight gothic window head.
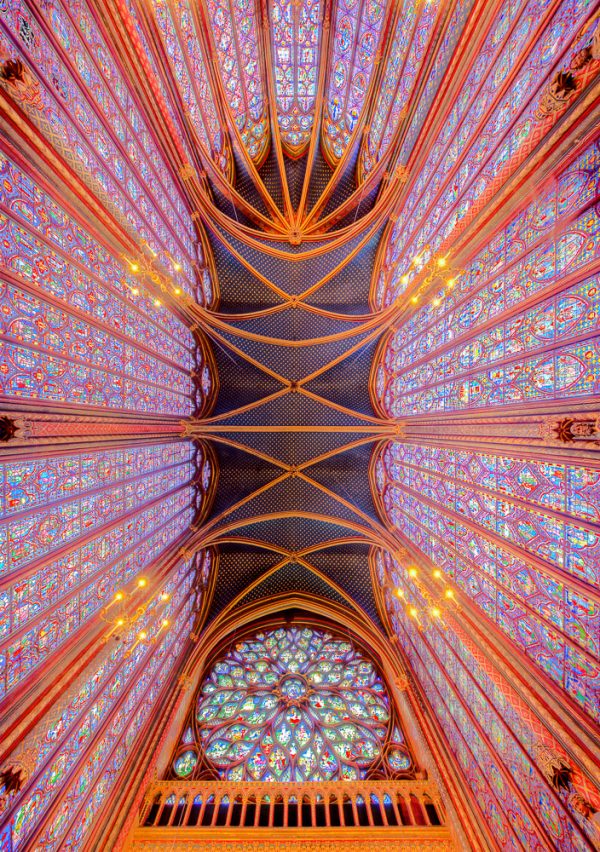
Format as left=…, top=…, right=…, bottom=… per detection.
left=170, top=625, right=414, bottom=782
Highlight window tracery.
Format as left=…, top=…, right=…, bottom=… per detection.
left=321, top=0, right=389, bottom=164
left=376, top=0, right=594, bottom=298
left=374, top=139, right=600, bottom=417
left=170, top=626, right=414, bottom=782
left=271, top=0, right=323, bottom=156
left=358, top=0, right=438, bottom=180
left=0, top=0, right=197, bottom=284
left=373, top=440, right=600, bottom=723
left=149, top=0, right=232, bottom=178
left=203, top=0, right=270, bottom=164
left=374, top=548, right=600, bottom=850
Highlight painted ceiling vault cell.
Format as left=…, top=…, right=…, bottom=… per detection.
left=0, top=0, right=599, bottom=849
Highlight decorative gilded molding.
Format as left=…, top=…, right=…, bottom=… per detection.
left=539, top=413, right=600, bottom=446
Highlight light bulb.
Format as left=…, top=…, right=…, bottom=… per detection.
left=137, top=578, right=147, bottom=588
left=395, top=588, right=405, bottom=598
left=433, top=569, right=442, bottom=579
left=138, top=630, right=148, bottom=640
left=174, top=288, right=181, bottom=295
left=446, top=278, right=455, bottom=288
left=445, top=589, right=454, bottom=599
left=437, top=257, right=447, bottom=268
left=408, top=568, right=418, bottom=578
left=401, top=274, right=409, bottom=285
left=130, top=262, right=139, bottom=273
left=131, top=287, right=139, bottom=296
left=430, top=607, right=441, bottom=618
left=432, top=297, right=441, bottom=307
left=114, top=591, right=124, bottom=601
left=153, top=299, right=161, bottom=308
left=409, top=607, right=418, bottom=618
left=162, top=619, right=170, bottom=628
left=173, top=262, right=182, bottom=272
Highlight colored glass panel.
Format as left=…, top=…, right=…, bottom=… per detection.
left=271, top=0, right=322, bottom=153
left=376, top=0, right=594, bottom=308
left=322, top=0, right=388, bottom=162
left=204, top=0, right=269, bottom=162
left=376, top=139, right=600, bottom=417
left=376, top=549, right=598, bottom=851
left=0, top=0, right=197, bottom=286
left=179, top=627, right=398, bottom=781
left=150, top=0, right=230, bottom=175
left=10, top=556, right=201, bottom=850
left=375, top=442, right=600, bottom=722
left=360, top=0, right=438, bottom=178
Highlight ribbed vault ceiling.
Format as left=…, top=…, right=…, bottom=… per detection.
left=195, top=161, right=391, bottom=630
left=93, top=0, right=486, bottom=631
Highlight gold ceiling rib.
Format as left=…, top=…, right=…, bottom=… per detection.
left=206, top=299, right=390, bottom=323
left=95, top=0, right=490, bottom=639
left=191, top=302, right=399, bottom=347
left=191, top=164, right=405, bottom=251
left=295, top=388, right=388, bottom=425
left=198, top=324, right=292, bottom=385
left=101, top=0, right=418, bottom=244
left=188, top=0, right=290, bottom=226
left=103, top=0, right=289, bottom=234
left=192, top=433, right=391, bottom=473
left=257, top=5, right=295, bottom=222
left=291, top=0, right=333, bottom=222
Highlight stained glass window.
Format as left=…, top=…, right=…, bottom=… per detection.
left=4, top=550, right=213, bottom=847
left=375, top=138, right=600, bottom=417
left=322, top=0, right=389, bottom=163
left=148, top=0, right=232, bottom=177
left=0, top=145, right=217, bottom=415
left=374, top=548, right=599, bottom=851
left=0, top=440, right=218, bottom=702
left=204, top=0, right=269, bottom=163
left=171, top=626, right=413, bottom=782
left=0, top=0, right=197, bottom=286
left=375, top=0, right=594, bottom=309
left=0, top=16, right=218, bottom=843
left=358, top=0, right=438, bottom=180
left=374, top=439, right=600, bottom=721
left=271, top=0, right=322, bottom=155
left=8, top=553, right=207, bottom=851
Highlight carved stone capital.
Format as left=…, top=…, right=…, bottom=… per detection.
left=178, top=673, right=193, bottom=690
left=539, top=414, right=600, bottom=445
left=179, top=163, right=197, bottom=181
left=0, top=415, right=19, bottom=441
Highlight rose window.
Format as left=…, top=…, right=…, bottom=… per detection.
left=171, top=626, right=413, bottom=782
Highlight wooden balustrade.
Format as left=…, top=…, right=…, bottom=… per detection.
left=139, top=779, right=446, bottom=830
